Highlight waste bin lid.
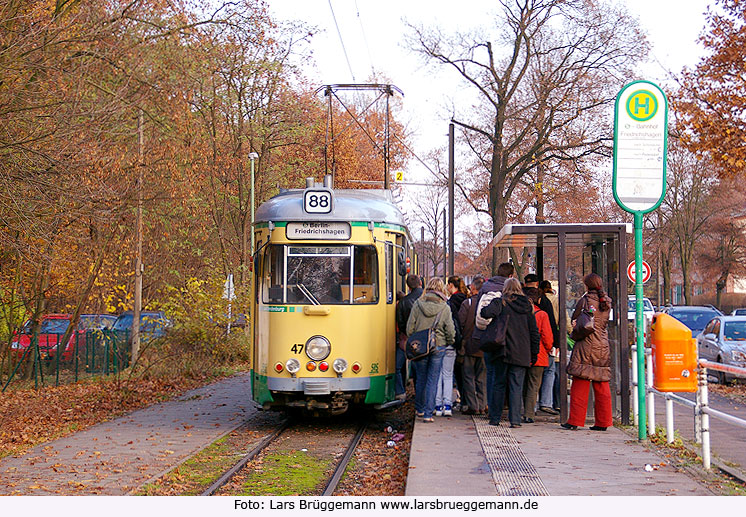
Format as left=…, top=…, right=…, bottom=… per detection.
left=650, top=312, right=692, bottom=339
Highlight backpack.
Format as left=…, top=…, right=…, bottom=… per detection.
left=475, top=291, right=501, bottom=330
left=406, top=305, right=444, bottom=361
left=479, top=298, right=508, bottom=356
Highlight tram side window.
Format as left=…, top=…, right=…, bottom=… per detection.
left=263, top=245, right=284, bottom=304
left=352, top=246, right=378, bottom=304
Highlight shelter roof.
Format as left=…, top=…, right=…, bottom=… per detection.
left=491, top=223, right=632, bottom=248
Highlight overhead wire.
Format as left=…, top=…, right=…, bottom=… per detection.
left=354, top=0, right=376, bottom=79
left=327, top=0, right=356, bottom=82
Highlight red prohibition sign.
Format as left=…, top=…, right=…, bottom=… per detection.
left=627, top=260, right=651, bottom=284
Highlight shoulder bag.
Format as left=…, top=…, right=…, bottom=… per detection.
left=570, top=296, right=595, bottom=341
left=406, top=307, right=444, bottom=361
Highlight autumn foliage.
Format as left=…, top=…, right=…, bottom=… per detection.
left=676, top=0, right=746, bottom=174
left=0, top=0, right=408, bottom=383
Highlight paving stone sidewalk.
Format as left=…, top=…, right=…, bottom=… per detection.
left=406, top=412, right=714, bottom=496
left=0, top=373, right=256, bottom=495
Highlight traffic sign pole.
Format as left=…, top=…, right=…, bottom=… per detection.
left=634, top=212, right=647, bottom=440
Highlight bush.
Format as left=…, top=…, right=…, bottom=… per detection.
left=135, top=275, right=251, bottom=380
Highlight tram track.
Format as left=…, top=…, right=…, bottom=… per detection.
left=202, top=417, right=369, bottom=496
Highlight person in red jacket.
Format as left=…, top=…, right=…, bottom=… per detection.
left=522, top=287, right=554, bottom=423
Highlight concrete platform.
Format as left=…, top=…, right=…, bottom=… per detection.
left=405, top=412, right=714, bottom=496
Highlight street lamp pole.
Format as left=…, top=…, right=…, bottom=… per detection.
left=249, top=152, right=258, bottom=256
left=132, top=109, right=144, bottom=366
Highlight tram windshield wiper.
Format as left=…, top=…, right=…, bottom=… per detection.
left=296, top=283, right=320, bottom=305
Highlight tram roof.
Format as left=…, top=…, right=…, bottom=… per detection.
left=255, top=188, right=407, bottom=227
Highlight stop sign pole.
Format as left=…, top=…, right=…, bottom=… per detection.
left=613, top=80, right=668, bottom=441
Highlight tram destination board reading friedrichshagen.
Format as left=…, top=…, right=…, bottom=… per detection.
left=286, top=221, right=351, bottom=240
left=612, top=81, right=668, bottom=214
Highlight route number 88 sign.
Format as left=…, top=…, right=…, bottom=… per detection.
left=303, top=189, right=333, bottom=214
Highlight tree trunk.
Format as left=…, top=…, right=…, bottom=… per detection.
left=661, top=250, right=672, bottom=305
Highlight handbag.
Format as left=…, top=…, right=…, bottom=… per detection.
left=570, top=296, right=595, bottom=341
left=479, top=299, right=508, bottom=355
left=406, top=307, right=444, bottom=361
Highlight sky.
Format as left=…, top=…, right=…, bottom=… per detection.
left=268, top=0, right=712, bottom=234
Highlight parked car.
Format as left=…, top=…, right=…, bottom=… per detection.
left=697, top=315, right=746, bottom=383
left=731, top=308, right=746, bottom=316
left=627, top=295, right=655, bottom=331
left=62, top=314, right=118, bottom=360
left=10, top=314, right=71, bottom=359
left=10, top=314, right=117, bottom=361
left=662, top=305, right=724, bottom=337
left=111, top=311, right=170, bottom=343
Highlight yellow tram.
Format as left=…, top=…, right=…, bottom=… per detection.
left=250, top=176, right=418, bottom=414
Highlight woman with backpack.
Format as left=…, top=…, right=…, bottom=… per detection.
left=480, top=278, right=540, bottom=428
left=407, top=277, right=456, bottom=422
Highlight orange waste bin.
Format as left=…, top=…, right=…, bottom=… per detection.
left=650, top=313, right=698, bottom=392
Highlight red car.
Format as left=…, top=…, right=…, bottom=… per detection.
left=11, top=314, right=116, bottom=361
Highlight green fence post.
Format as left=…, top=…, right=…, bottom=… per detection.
left=112, top=338, right=119, bottom=375
left=74, top=333, right=80, bottom=382
left=104, top=338, right=109, bottom=376
left=2, top=345, right=32, bottom=392
left=55, top=334, right=61, bottom=387
left=33, top=336, right=41, bottom=389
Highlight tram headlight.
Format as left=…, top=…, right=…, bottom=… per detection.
left=305, top=335, right=331, bottom=361
left=285, top=358, right=301, bottom=375
left=332, top=358, right=348, bottom=375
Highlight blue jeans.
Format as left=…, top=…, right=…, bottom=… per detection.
left=395, top=347, right=406, bottom=396
left=539, top=360, right=556, bottom=408
left=435, top=347, right=456, bottom=407
left=413, top=347, right=445, bottom=417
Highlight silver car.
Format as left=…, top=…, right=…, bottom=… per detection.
left=697, top=316, right=746, bottom=383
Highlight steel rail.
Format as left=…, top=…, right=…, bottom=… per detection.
left=321, top=422, right=367, bottom=496
left=201, top=419, right=291, bottom=496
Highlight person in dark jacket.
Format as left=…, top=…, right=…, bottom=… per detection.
left=396, top=275, right=422, bottom=397
left=458, top=276, right=487, bottom=414
left=438, top=275, right=468, bottom=415
left=561, top=273, right=613, bottom=431
left=537, top=280, right=561, bottom=414
left=397, top=274, right=423, bottom=332
left=473, top=262, right=514, bottom=417
left=480, top=278, right=540, bottom=427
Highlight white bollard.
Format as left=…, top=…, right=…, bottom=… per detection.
left=699, top=367, right=711, bottom=470
left=666, top=398, right=674, bottom=444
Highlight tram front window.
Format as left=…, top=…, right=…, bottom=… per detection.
left=262, top=245, right=378, bottom=305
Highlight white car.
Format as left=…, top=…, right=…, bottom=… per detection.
left=628, top=296, right=655, bottom=333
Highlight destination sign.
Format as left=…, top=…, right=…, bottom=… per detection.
left=286, top=222, right=351, bottom=240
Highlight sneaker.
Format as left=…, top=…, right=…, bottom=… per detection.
left=416, top=411, right=424, bottom=417
left=434, top=405, right=443, bottom=417
left=443, top=405, right=452, bottom=416
left=539, top=406, right=559, bottom=415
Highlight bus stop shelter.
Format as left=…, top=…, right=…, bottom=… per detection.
left=491, top=223, right=633, bottom=425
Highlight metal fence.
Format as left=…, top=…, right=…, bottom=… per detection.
left=632, top=345, right=746, bottom=470
left=2, top=330, right=131, bottom=392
